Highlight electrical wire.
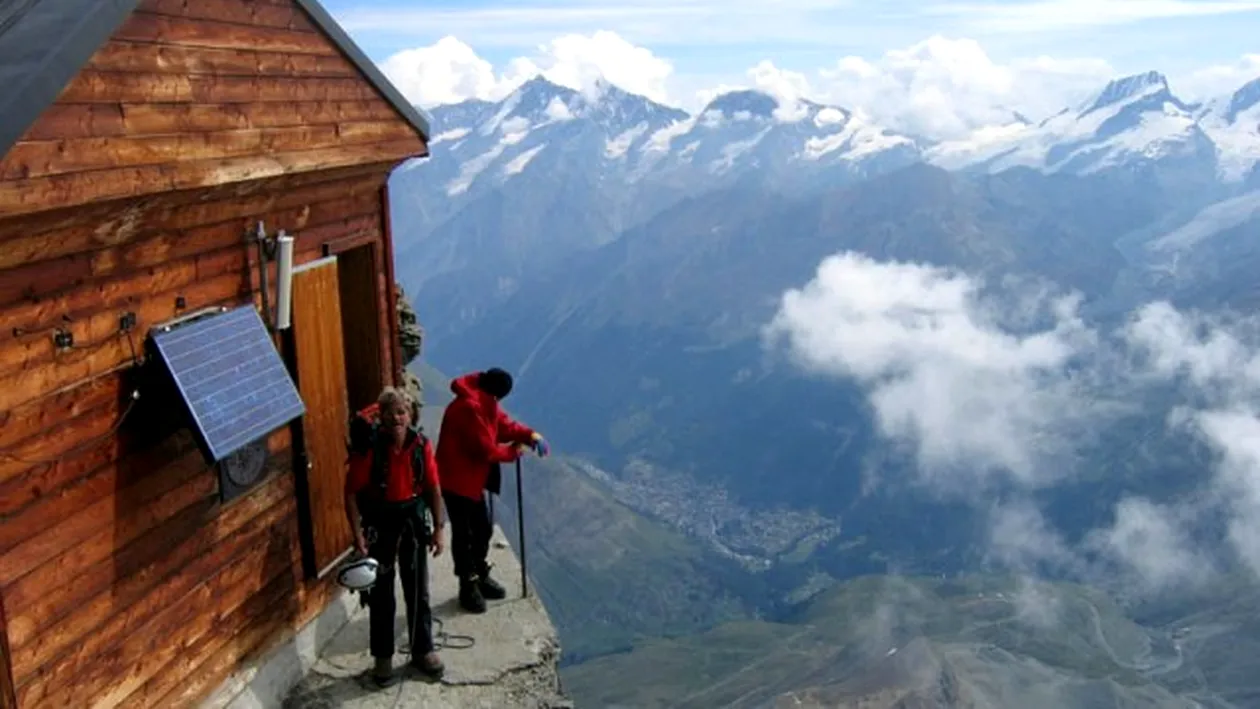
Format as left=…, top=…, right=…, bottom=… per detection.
left=0, top=328, right=145, bottom=465
left=0, top=389, right=140, bottom=464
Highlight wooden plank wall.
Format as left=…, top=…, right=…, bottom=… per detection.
left=0, top=0, right=427, bottom=219
left=0, top=164, right=393, bottom=708
left=0, top=0, right=424, bottom=705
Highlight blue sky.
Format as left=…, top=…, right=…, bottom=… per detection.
left=325, top=0, right=1260, bottom=72
left=321, top=0, right=1260, bottom=135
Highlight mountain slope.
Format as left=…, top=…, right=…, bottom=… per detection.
left=1199, top=77, right=1260, bottom=185
left=562, top=575, right=1207, bottom=709
left=420, top=164, right=1155, bottom=510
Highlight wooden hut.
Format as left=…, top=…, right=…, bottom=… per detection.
left=0, top=0, right=430, bottom=706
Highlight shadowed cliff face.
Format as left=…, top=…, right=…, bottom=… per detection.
left=396, top=283, right=425, bottom=410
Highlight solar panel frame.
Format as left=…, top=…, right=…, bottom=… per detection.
left=149, top=305, right=306, bottom=464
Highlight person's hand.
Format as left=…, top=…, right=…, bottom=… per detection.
left=354, top=531, right=368, bottom=556
left=429, top=528, right=445, bottom=557
left=530, top=432, right=550, bottom=458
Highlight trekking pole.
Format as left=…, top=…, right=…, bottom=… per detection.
left=515, top=457, right=528, bottom=598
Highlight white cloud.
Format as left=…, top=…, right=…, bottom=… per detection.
left=377, top=32, right=1259, bottom=141
left=378, top=36, right=511, bottom=107
left=987, top=500, right=1077, bottom=571
left=765, top=251, right=1260, bottom=593
left=682, top=36, right=1114, bottom=136
left=813, top=36, right=1114, bottom=139
left=1196, top=410, right=1260, bottom=575
left=1177, top=53, right=1260, bottom=100
left=1123, top=302, right=1260, bottom=578
left=544, top=96, right=576, bottom=121
left=1085, top=497, right=1214, bottom=593
left=747, top=61, right=812, bottom=122
left=526, top=31, right=676, bottom=104
left=378, top=31, right=675, bottom=108
left=930, top=0, right=1260, bottom=33
left=763, top=252, right=1101, bottom=493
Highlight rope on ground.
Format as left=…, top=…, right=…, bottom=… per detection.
left=398, top=616, right=475, bottom=653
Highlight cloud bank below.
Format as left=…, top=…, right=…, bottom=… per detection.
left=765, top=251, right=1260, bottom=598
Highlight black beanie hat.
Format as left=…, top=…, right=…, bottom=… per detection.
left=478, top=368, right=513, bottom=399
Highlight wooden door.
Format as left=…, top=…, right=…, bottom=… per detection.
left=290, top=256, right=354, bottom=577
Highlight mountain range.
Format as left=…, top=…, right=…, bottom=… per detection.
left=388, top=65, right=1260, bottom=706
left=390, top=69, right=1260, bottom=341
left=390, top=62, right=1260, bottom=581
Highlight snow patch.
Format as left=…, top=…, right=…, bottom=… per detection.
left=545, top=97, right=575, bottom=122
left=1150, top=190, right=1260, bottom=252
left=499, top=116, right=531, bottom=145
left=1202, top=101, right=1260, bottom=182
left=503, top=144, right=546, bottom=176
left=773, top=100, right=810, bottom=123
left=606, top=122, right=648, bottom=159
left=977, top=92, right=1197, bottom=174
left=430, top=128, right=469, bottom=146
left=481, top=92, right=522, bottom=136
left=925, top=123, right=1029, bottom=169
left=699, top=110, right=725, bottom=129
left=643, top=119, right=695, bottom=154
left=711, top=126, right=771, bottom=173
left=814, top=108, right=847, bottom=127
left=1076, top=107, right=1197, bottom=172
left=446, top=144, right=507, bottom=195
left=803, top=112, right=912, bottom=161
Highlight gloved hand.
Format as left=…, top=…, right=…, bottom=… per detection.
left=530, top=432, right=550, bottom=458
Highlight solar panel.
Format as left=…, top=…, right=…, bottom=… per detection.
left=150, top=305, right=306, bottom=463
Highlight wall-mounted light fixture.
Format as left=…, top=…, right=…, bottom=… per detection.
left=253, top=221, right=296, bottom=332
left=275, top=231, right=294, bottom=331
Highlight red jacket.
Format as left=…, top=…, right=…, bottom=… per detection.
left=436, top=373, right=536, bottom=500
left=344, top=432, right=439, bottom=502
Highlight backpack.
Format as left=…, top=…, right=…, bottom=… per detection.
left=348, top=404, right=432, bottom=516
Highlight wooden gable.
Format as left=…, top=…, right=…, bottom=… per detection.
left=0, top=0, right=429, bottom=218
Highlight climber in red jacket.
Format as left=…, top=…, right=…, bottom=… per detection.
left=436, top=368, right=549, bottom=613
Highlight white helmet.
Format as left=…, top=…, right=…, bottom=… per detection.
left=337, top=556, right=380, bottom=591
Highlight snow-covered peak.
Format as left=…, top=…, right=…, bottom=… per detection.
left=1083, top=70, right=1172, bottom=114
left=582, top=80, right=689, bottom=132
left=931, top=70, right=1205, bottom=176
left=1199, top=76, right=1260, bottom=182
left=495, top=75, right=581, bottom=125
left=1225, top=77, right=1260, bottom=123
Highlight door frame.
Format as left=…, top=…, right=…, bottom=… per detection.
left=329, top=243, right=386, bottom=414
left=323, top=233, right=392, bottom=396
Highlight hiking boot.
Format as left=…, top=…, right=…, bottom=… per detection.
left=411, top=651, right=445, bottom=678
left=478, top=564, right=507, bottom=600
left=459, top=575, right=487, bottom=614
left=371, top=656, right=397, bottom=688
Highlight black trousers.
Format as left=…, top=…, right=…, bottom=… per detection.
left=444, top=491, right=492, bottom=580
left=362, top=500, right=433, bottom=659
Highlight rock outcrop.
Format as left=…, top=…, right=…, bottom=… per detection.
left=396, top=283, right=425, bottom=413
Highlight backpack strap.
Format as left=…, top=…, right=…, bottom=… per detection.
left=367, top=426, right=391, bottom=496
left=409, top=430, right=432, bottom=496
left=364, top=427, right=431, bottom=501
